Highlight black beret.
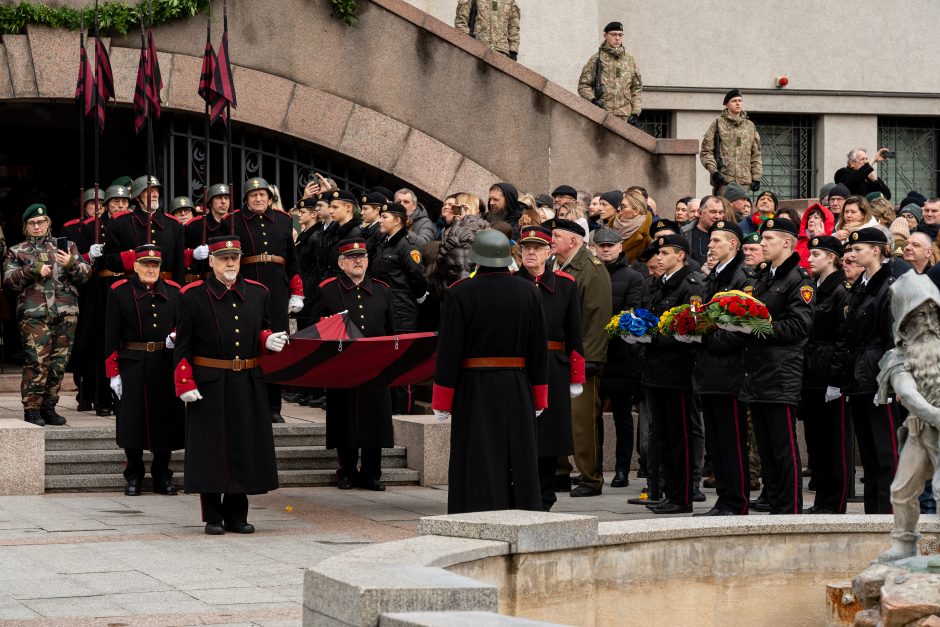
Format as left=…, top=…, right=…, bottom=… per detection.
left=808, top=235, right=844, bottom=256
left=899, top=191, right=927, bottom=208
left=543, top=218, right=585, bottom=237
left=592, top=227, right=622, bottom=245
left=360, top=192, right=387, bottom=207
left=652, top=234, right=690, bottom=254
left=849, top=227, right=888, bottom=246
left=709, top=219, right=744, bottom=241
left=326, top=189, right=358, bottom=204
left=650, top=218, right=680, bottom=237
left=603, top=21, right=623, bottom=33
left=600, top=190, right=624, bottom=208
left=637, top=245, right=657, bottom=263
left=759, top=217, right=799, bottom=238
left=381, top=202, right=408, bottom=219
left=723, top=89, right=742, bottom=105
left=550, top=185, right=578, bottom=199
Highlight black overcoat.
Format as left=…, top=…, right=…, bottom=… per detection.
left=104, top=208, right=186, bottom=284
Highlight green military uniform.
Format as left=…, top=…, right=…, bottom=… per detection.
left=555, top=243, right=612, bottom=493
left=454, top=0, right=520, bottom=57
left=578, top=43, right=643, bottom=119
left=700, top=109, right=763, bottom=190
left=3, top=205, right=90, bottom=423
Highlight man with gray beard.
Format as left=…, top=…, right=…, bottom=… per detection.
left=875, top=272, right=940, bottom=562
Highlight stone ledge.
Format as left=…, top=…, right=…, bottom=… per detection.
left=418, top=510, right=598, bottom=553
left=393, top=416, right=450, bottom=486
left=380, top=611, right=564, bottom=626
left=0, top=419, right=45, bottom=495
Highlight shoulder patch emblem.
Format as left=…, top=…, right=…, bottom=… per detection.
left=743, top=285, right=754, bottom=295
left=844, top=281, right=852, bottom=289
left=591, top=257, right=602, bottom=266
left=410, top=249, right=422, bottom=264
left=690, top=295, right=702, bottom=308
left=800, top=285, right=814, bottom=304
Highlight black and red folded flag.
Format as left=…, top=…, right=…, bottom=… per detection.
left=208, top=18, right=236, bottom=123
left=93, top=35, right=113, bottom=132
left=75, top=30, right=94, bottom=117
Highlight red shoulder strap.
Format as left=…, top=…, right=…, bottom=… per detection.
left=110, top=279, right=129, bottom=290
left=180, top=280, right=203, bottom=294
left=319, top=276, right=338, bottom=289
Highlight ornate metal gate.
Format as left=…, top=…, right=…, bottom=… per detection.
left=878, top=117, right=939, bottom=198
left=749, top=114, right=814, bottom=200
left=636, top=110, right=672, bottom=139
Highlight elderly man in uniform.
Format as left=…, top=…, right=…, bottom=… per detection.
left=516, top=225, right=585, bottom=510
left=433, top=229, right=549, bottom=514
left=105, top=245, right=184, bottom=496
left=700, top=90, right=763, bottom=196
left=222, top=177, right=304, bottom=423
left=174, top=235, right=288, bottom=534
left=578, top=21, right=643, bottom=125
left=546, top=218, right=612, bottom=497
left=317, top=238, right=396, bottom=491
left=454, top=0, right=520, bottom=60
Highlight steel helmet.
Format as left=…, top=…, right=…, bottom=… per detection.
left=104, top=185, right=131, bottom=202
left=470, top=229, right=513, bottom=267
left=130, top=175, right=162, bottom=199
left=206, top=183, right=231, bottom=202
left=243, top=177, right=274, bottom=201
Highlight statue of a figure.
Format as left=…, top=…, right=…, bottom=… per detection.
left=875, top=272, right=940, bottom=562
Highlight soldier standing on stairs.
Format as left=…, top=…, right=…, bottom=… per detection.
left=454, top=0, right=521, bottom=60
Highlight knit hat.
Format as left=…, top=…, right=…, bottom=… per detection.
left=755, top=190, right=780, bottom=212
left=899, top=204, right=923, bottom=223
left=827, top=183, right=850, bottom=200
left=818, top=182, right=835, bottom=201
left=899, top=191, right=927, bottom=208
left=600, top=190, right=624, bottom=208
left=722, top=183, right=748, bottom=203
left=889, top=217, right=911, bottom=241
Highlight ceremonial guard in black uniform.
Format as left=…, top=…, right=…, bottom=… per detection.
left=184, top=183, right=231, bottom=283
left=222, top=178, right=304, bottom=423
left=317, top=239, right=396, bottom=491
left=318, top=189, right=363, bottom=281
left=103, top=175, right=186, bottom=284
left=740, top=218, right=814, bottom=515
left=359, top=192, right=386, bottom=259
left=104, top=245, right=184, bottom=496
left=801, top=235, right=851, bottom=514
left=693, top=221, right=756, bottom=516
left=433, top=229, right=549, bottom=514
left=173, top=236, right=288, bottom=534
left=516, top=226, right=585, bottom=511
left=643, top=235, right=705, bottom=514
left=60, top=188, right=99, bottom=254
left=831, top=227, right=898, bottom=514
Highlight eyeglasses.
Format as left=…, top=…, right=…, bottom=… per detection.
left=26, top=218, right=48, bottom=227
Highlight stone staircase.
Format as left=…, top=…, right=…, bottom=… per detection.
left=44, top=423, right=419, bottom=492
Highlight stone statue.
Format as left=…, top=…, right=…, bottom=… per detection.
left=875, top=271, right=940, bottom=562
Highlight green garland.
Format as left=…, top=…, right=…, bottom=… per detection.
left=0, top=0, right=359, bottom=34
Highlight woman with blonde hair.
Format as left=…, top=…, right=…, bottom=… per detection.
left=454, top=192, right=483, bottom=217
left=557, top=200, right=589, bottom=236
left=833, top=196, right=878, bottom=242
left=869, top=196, right=896, bottom=226
left=613, top=189, right=651, bottom=263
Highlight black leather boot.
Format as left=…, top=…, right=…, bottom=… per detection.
left=40, top=406, right=67, bottom=426
left=24, top=409, right=44, bottom=426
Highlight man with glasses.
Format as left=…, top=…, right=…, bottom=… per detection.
left=578, top=22, right=643, bottom=126
left=834, top=148, right=892, bottom=200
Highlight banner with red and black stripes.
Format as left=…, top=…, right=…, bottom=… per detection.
left=93, top=36, right=113, bottom=132
left=75, top=36, right=94, bottom=117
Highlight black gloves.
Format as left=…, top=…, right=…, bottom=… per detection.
left=508, top=51, right=518, bottom=61
left=710, top=171, right=726, bottom=187
left=591, top=98, right=603, bottom=108
left=750, top=180, right=761, bottom=192
left=627, top=115, right=639, bottom=126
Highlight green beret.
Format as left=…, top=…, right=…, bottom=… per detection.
left=865, top=191, right=884, bottom=203
left=23, top=203, right=47, bottom=222
left=742, top=232, right=761, bottom=245
left=110, top=176, right=134, bottom=188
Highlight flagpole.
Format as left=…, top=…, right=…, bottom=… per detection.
left=78, top=11, right=86, bottom=221
left=202, top=2, right=212, bottom=245
left=93, top=1, right=101, bottom=245
left=145, top=0, right=156, bottom=243
left=223, top=0, right=234, bottom=236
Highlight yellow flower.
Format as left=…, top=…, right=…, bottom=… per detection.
left=284, top=505, right=294, bottom=512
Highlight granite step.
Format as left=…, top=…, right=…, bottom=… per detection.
left=44, top=423, right=327, bottom=450
left=46, top=446, right=409, bottom=475
left=45, top=467, right=421, bottom=492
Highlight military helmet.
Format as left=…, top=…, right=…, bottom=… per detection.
left=207, top=183, right=231, bottom=203
left=82, top=188, right=103, bottom=205
left=171, top=196, right=195, bottom=213
left=243, top=177, right=273, bottom=201
left=130, top=175, right=162, bottom=198
left=104, top=185, right=131, bottom=202
left=470, top=229, right=513, bottom=268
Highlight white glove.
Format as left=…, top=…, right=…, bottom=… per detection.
left=265, top=331, right=288, bottom=352
left=287, top=295, right=304, bottom=314
left=434, top=409, right=451, bottom=422
left=536, top=409, right=545, bottom=417
left=109, top=375, right=122, bottom=400
left=180, top=389, right=203, bottom=403
left=825, top=386, right=842, bottom=403
left=89, top=243, right=104, bottom=259
left=570, top=383, right=583, bottom=399
left=193, top=245, right=209, bottom=261
left=416, top=291, right=429, bottom=305
left=165, top=332, right=176, bottom=349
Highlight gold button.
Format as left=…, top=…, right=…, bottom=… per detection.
left=181, top=378, right=187, bottom=383
left=153, top=313, right=158, bottom=318
left=235, top=329, right=240, bottom=333
left=153, top=324, right=157, bottom=328
left=232, top=303, right=237, bottom=308
left=181, top=365, right=186, bottom=370
left=359, top=305, right=363, bottom=309
left=235, top=341, right=240, bottom=347
left=234, top=316, right=239, bottom=320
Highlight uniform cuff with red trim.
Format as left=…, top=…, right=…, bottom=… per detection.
left=260, top=329, right=274, bottom=354
left=120, top=250, right=136, bottom=272
left=183, top=248, right=193, bottom=268
left=532, top=384, right=548, bottom=411
left=432, top=384, right=454, bottom=412
left=568, top=350, right=586, bottom=385
left=174, top=358, right=198, bottom=396
left=289, top=274, right=303, bottom=297
left=81, top=252, right=91, bottom=264
left=104, top=351, right=119, bottom=378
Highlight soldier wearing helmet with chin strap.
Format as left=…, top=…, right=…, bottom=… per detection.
left=221, top=177, right=303, bottom=424
left=184, top=183, right=232, bottom=283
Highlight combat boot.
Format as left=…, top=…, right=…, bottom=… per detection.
left=878, top=539, right=917, bottom=562
left=40, top=405, right=67, bottom=426
left=24, top=409, right=44, bottom=426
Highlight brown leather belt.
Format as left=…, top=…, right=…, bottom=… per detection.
left=96, top=269, right=124, bottom=278
left=547, top=341, right=565, bottom=351
left=123, top=341, right=165, bottom=352
left=194, top=356, right=259, bottom=371
left=242, top=253, right=285, bottom=266
left=461, top=357, right=526, bottom=369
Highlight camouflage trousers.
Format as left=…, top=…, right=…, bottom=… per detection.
left=19, top=316, right=77, bottom=410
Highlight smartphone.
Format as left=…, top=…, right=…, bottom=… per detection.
left=884, top=151, right=896, bottom=159
left=56, top=237, right=68, bottom=252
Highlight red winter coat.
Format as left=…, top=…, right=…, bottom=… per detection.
left=795, top=203, right=834, bottom=269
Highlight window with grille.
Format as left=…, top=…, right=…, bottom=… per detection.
left=635, top=110, right=672, bottom=139
left=748, top=114, right=815, bottom=200
left=877, top=117, right=939, bottom=199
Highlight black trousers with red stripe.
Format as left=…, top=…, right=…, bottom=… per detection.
left=750, top=403, right=803, bottom=515
left=701, top=395, right=750, bottom=514
left=646, top=387, right=693, bottom=507
left=849, top=394, right=898, bottom=514
left=800, top=390, right=852, bottom=513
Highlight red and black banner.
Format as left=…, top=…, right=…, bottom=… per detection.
left=93, top=36, right=113, bottom=132
left=75, top=35, right=94, bottom=117
left=146, top=28, right=163, bottom=118
left=209, top=26, right=236, bottom=123
left=133, top=43, right=150, bottom=134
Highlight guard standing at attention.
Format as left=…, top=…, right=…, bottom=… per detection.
left=184, top=184, right=232, bottom=283
left=454, top=0, right=520, bottom=60
left=578, top=21, right=643, bottom=125
left=105, top=245, right=184, bottom=497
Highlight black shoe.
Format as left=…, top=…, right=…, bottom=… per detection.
left=124, top=479, right=141, bottom=496
left=358, top=477, right=386, bottom=492
left=702, top=475, right=716, bottom=489
left=271, top=412, right=285, bottom=423
left=569, top=483, right=602, bottom=497
left=803, top=506, right=837, bottom=515
left=224, top=522, right=255, bottom=534
left=205, top=523, right=225, bottom=535
left=96, top=407, right=113, bottom=416
left=692, top=506, right=739, bottom=517
left=77, top=401, right=94, bottom=412
left=749, top=496, right=771, bottom=512
left=693, top=490, right=707, bottom=502
left=571, top=474, right=582, bottom=486
left=23, top=410, right=44, bottom=426
left=651, top=502, right=693, bottom=515
left=554, top=475, right=572, bottom=493
left=40, top=407, right=66, bottom=426
left=610, top=470, right=629, bottom=488
left=153, top=478, right=177, bottom=495
left=308, top=396, right=327, bottom=408
left=636, top=467, right=648, bottom=479
left=338, top=475, right=355, bottom=490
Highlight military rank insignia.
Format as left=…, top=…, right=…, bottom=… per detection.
left=743, top=285, right=754, bottom=295
left=800, top=285, right=814, bottom=304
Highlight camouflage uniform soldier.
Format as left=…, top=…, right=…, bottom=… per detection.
left=454, top=0, right=520, bottom=59
left=578, top=22, right=643, bottom=125
left=700, top=89, right=763, bottom=195
left=3, top=204, right=91, bottom=426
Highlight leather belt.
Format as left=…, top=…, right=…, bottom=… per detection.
left=547, top=341, right=565, bottom=351
left=461, top=357, right=526, bottom=369
left=123, top=341, right=164, bottom=352
left=194, top=356, right=259, bottom=371
left=96, top=270, right=124, bottom=278
left=242, top=253, right=285, bottom=266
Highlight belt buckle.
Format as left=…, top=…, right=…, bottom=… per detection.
left=260, top=253, right=271, bottom=263
left=146, top=341, right=157, bottom=352
left=232, top=358, right=243, bottom=371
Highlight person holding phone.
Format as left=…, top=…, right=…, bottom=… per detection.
left=834, top=148, right=892, bottom=200
left=3, top=204, right=90, bottom=426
